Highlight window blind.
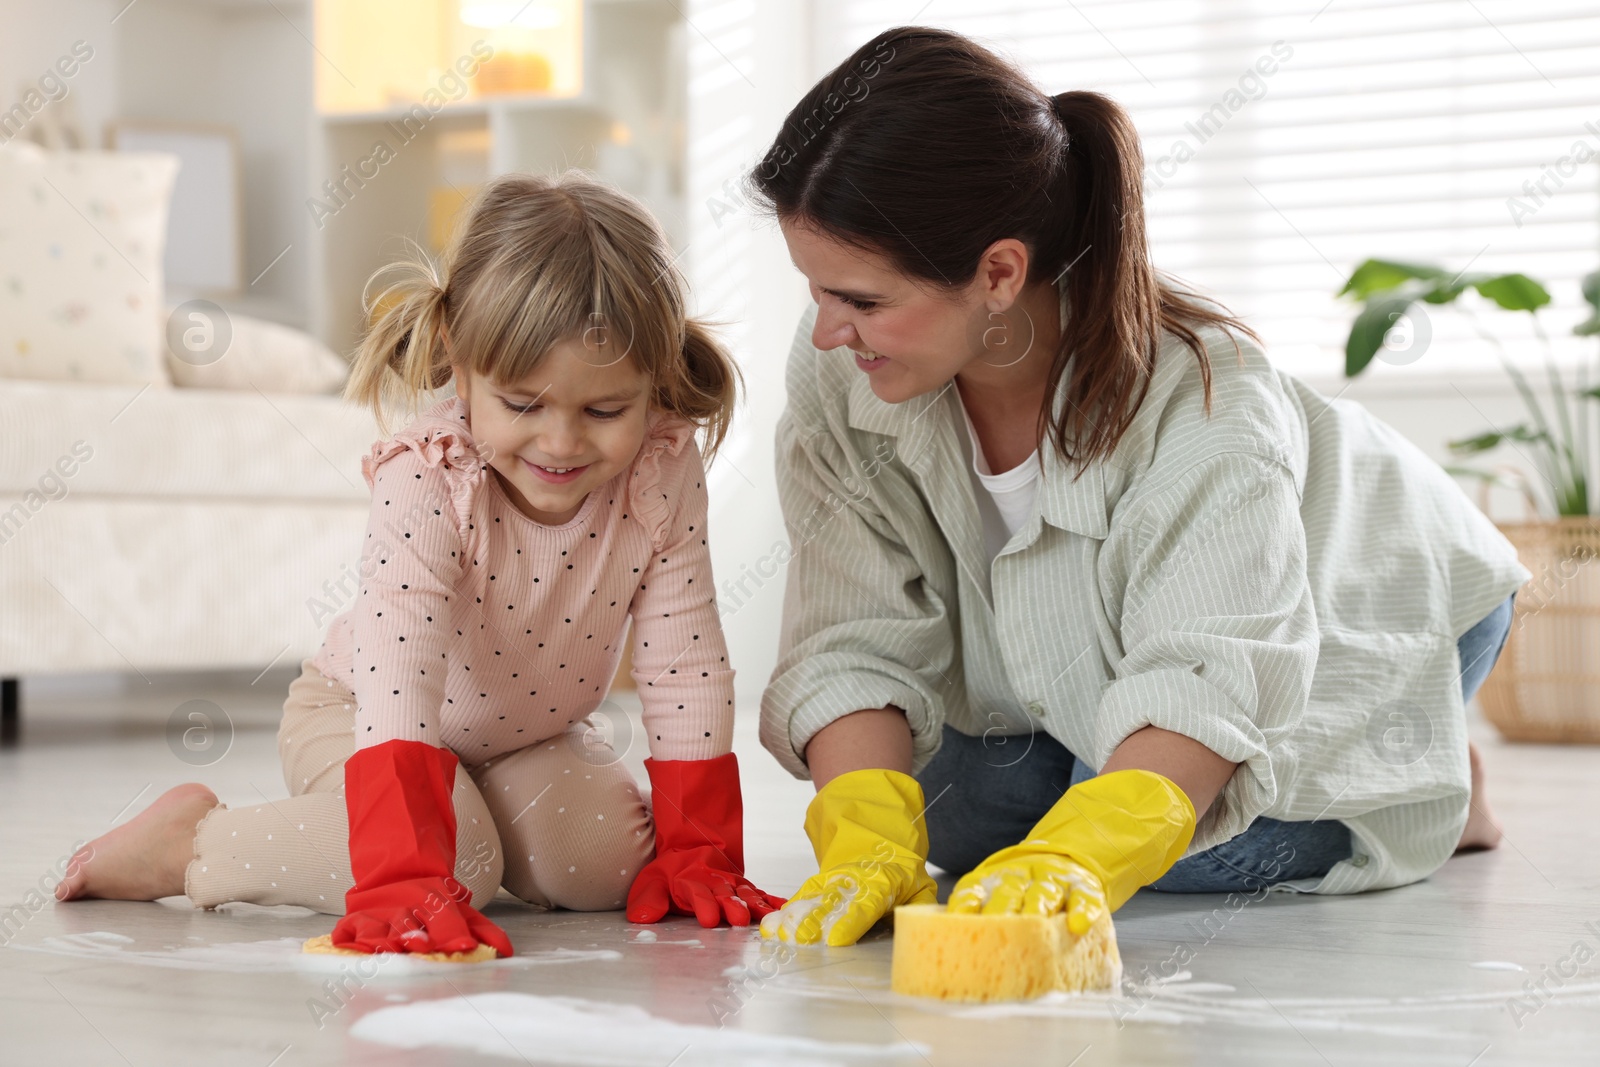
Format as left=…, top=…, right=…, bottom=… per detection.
left=810, top=1, right=1600, bottom=378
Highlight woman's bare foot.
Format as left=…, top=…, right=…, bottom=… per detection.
left=55, top=784, right=220, bottom=902
left=1454, top=741, right=1503, bottom=853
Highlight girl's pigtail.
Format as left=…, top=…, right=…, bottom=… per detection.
left=675, top=319, right=741, bottom=462
left=345, top=249, right=455, bottom=435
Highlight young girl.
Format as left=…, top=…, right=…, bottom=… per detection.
left=57, top=171, right=783, bottom=956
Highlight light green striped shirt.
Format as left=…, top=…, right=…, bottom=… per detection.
left=760, top=303, right=1529, bottom=895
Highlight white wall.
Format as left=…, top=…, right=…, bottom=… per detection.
left=0, top=0, right=121, bottom=149
left=2, top=0, right=313, bottom=328
left=112, top=0, right=314, bottom=328
left=684, top=0, right=812, bottom=702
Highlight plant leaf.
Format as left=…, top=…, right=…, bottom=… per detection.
left=1338, top=259, right=1447, bottom=300
left=1472, top=273, right=1552, bottom=312
left=1505, top=424, right=1550, bottom=444
left=1572, top=270, right=1600, bottom=335
left=1345, top=292, right=1420, bottom=377
left=1448, top=430, right=1506, bottom=454
left=1421, top=271, right=1499, bottom=304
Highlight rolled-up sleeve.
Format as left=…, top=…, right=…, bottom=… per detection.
left=1094, top=450, right=1319, bottom=852
left=759, top=417, right=956, bottom=780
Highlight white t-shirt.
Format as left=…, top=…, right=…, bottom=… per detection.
left=955, top=393, right=1042, bottom=565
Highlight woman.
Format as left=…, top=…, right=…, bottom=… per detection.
left=753, top=27, right=1528, bottom=947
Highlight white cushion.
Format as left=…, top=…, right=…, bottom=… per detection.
left=0, top=378, right=378, bottom=500
left=165, top=306, right=350, bottom=394
left=0, top=143, right=177, bottom=386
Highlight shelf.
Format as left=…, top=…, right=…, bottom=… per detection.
left=319, top=92, right=602, bottom=126
left=308, top=0, right=685, bottom=354
left=314, top=0, right=584, bottom=115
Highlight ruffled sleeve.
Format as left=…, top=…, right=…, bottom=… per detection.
left=361, top=396, right=487, bottom=537
left=627, top=411, right=699, bottom=552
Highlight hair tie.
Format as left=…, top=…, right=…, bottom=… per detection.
left=1047, top=94, right=1072, bottom=153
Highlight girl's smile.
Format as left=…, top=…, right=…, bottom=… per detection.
left=455, top=335, right=652, bottom=526
left=523, top=459, right=591, bottom=484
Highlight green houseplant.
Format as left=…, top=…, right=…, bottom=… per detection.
left=1337, top=261, right=1600, bottom=743
left=1339, top=261, right=1600, bottom=516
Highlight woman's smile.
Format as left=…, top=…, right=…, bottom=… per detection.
left=853, top=350, right=890, bottom=373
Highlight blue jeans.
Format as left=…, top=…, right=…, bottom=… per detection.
left=915, top=593, right=1516, bottom=893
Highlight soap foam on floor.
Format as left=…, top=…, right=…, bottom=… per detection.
left=10, top=932, right=620, bottom=974
left=349, top=990, right=929, bottom=1065
left=762, top=961, right=1600, bottom=1039
left=629, top=929, right=703, bottom=946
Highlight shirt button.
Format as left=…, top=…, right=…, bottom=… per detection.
left=1027, top=702, right=1044, bottom=716
left=1350, top=853, right=1369, bottom=868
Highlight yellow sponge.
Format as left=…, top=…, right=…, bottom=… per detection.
left=301, top=934, right=497, bottom=963
left=890, top=904, right=1121, bottom=1001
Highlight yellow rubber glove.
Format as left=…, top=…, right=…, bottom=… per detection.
left=759, top=768, right=938, bottom=946
left=948, top=768, right=1197, bottom=935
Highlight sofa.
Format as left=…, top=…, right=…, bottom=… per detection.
left=0, top=140, right=379, bottom=739
left=0, top=375, right=380, bottom=735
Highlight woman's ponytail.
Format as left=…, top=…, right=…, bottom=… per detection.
left=345, top=249, right=455, bottom=434
left=1043, top=90, right=1163, bottom=463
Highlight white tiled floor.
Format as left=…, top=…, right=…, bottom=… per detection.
left=1, top=671, right=1597, bottom=1066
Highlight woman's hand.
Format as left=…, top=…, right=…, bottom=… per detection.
left=946, top=768, right=1196, bottom=933
left=948, top=854, right=1108, bottom=934
left=760, top=767, right=936, bottom=946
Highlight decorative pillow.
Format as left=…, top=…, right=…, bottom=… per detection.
left=164, top=306, right=349, bottom=394
left=0, top=143, right=177, bottom=385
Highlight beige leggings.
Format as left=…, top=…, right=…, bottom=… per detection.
left=185, top=659, right=655, bottom=915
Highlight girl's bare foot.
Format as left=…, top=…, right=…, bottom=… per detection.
left=55, top=784, right=220, bottom=902
left=1454, top=741, right=1503, bottom=853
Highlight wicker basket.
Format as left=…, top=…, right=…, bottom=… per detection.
left=1477, top=515, right=1600, bottom=743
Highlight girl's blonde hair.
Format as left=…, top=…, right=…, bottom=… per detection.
left=347, top=170, right=740, bottom=457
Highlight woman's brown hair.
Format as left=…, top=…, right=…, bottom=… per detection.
left=748, top=27, right=1259, bottom=473
left=347, top=170, right=740, bottom=458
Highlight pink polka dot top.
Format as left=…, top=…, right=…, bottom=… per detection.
left=312, top=395, right=735, bottom=763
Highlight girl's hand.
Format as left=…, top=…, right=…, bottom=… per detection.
left=624, top=754, right=786, bottom=928
left=627, top=850, right=784, bottom=928
left=333, top=878, right=513, bottom=956
left=333, top=739, right=514, bottom=957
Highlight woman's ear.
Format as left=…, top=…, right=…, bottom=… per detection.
left=452, top=365, right=472, bottom=405
left=976, top=237, right=1032, bottom=311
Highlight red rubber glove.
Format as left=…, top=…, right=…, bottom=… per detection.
left=626, top=753, right=786, bottom=928
left=330, top=739, right=513, bottom=957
